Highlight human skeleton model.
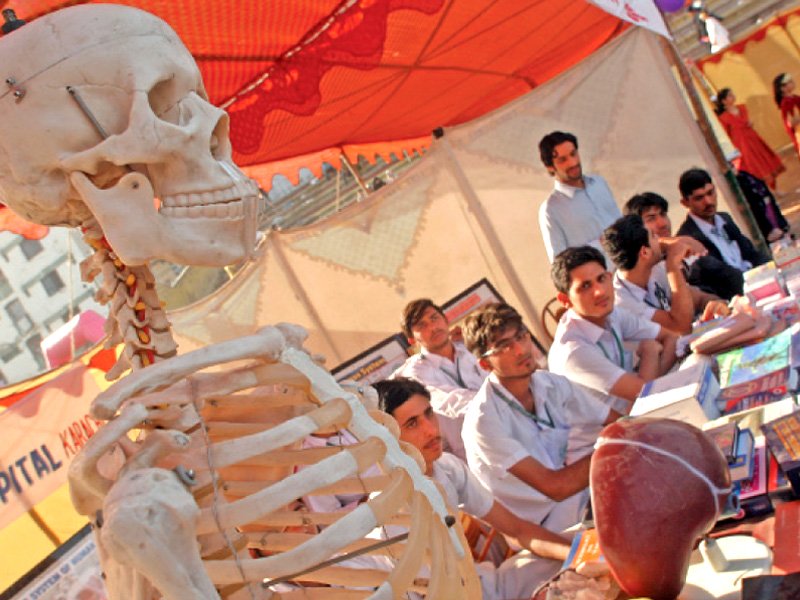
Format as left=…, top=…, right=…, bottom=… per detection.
left=0, top=5, right=479, bottom=599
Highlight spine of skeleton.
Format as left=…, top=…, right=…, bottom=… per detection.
left=81, top=221, right=177, bottom=380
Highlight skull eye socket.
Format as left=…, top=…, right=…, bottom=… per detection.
left=147, top=77, right=194, bottom=125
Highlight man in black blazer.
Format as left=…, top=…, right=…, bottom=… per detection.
left=676, top=169, right=767, bottom=298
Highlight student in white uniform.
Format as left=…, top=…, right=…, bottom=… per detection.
left=373, top=377, right=570, bottom=599
left=393, top=298, right=488, bottom=461
left=538, top=131, right=622, bottom=263
left=548, top=246, right=678, bottom=403
left=461, top=303, right=621, bottom=534
left=602, top=214, right=729, bottom=334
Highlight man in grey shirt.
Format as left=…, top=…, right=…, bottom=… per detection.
left=538, top=131, right=621, bottom=263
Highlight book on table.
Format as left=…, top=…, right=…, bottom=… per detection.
left=630, top=361, right=720, bottom=427
left=705, top=397, right=797, bottom=440
left=761, top=409, right=800, bottom=496
left=738, top=436, right=773, bottom=519
left=742, top=572, right=800, bottom=598
left=716, top=326, right=794, bottom=389
left=703, top=421, right=739, bottom=464
left=730, top=427, right=756, bottom=483
left=768, top=454, right=796, bottom=503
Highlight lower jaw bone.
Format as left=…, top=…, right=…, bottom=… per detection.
left=71, top=171, right=258, bottom=266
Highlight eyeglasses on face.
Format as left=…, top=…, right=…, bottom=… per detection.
left=482, top=327, right=530, bottom=358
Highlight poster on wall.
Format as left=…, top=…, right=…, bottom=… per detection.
left=440, top=278, right=546, bottom=354
left=332, top=334, right=411, bottom=386
left=1, top=525, right=106, bottom=600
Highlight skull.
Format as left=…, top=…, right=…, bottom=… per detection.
left=0, top=5, right=258, bottom=266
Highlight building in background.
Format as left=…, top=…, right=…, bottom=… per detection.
left=0, top=229, right=105, bottom=385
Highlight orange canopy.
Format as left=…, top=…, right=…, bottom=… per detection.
left=12, top=1, right=628, bottom=188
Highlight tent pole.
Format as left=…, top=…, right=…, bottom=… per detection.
left=29, top=507, right=61, bottom=547
left=340, top=154, right=369, bottom=197
left=269, top=233, right=344, bottom=362
left=656, top=35, right=768, bottom=255
left=439, top=138, right=545, bottom=344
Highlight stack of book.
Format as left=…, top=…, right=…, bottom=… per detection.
left=761, top=409, right=800, bottom=498
left=716, top=325, right=798, bottom=415
left=762, top=296, right=800, bottom=326
left=773, top=245, right=800, bottom=302
left=743, top=261, right=785, bottom=307
left=704, top=421, right=756, bottom=481
left=704, top=399, right=799, bottom=519
left=631, top=361, right=720, bottom=427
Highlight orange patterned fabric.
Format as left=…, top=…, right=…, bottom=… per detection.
left=8, top=1, right=627, bottom=184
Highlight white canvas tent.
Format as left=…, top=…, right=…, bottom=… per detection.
left=168, top=27, right=745, bottom=364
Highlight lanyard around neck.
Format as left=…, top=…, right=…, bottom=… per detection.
left=491, top=382, right=555, bottom=429
left=424, top=348, right=470, bottom=388
left=596, top=328, right=625, bottom=370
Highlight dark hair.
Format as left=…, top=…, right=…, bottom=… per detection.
left=678, top=168, right=713, bottom=198
left=374, top=377, right=430, bottom=416
left=602, top=215, right=650, bottom=271
left=624, top=192, right=669, bottom=217
left=550, top=246, right=607, bottom=294
left=538, top=131, right=578, bottom=169
left=462, top=302, right=524, bottom=358
left=401, top=298, right=445, bottom=338
left=774, top=73, right=788, bottom=107
left=714, top=88, right=732, bottom=116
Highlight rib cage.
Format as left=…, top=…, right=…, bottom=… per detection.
left=68, top=324, right=481, bottom=599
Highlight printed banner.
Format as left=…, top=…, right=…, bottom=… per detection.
left=441, top=278, right=504, bottom=325
left=0, top=364, right=105, bottom=529
left=588, top=0, right=671, bottom=38
left=332, top=334, right=411, bottom=385
left=2, top=525, right=106, bottom=600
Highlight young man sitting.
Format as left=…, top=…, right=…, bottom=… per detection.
left=602, top=214, right=730, bottom=334
left=374, top=377, right=569, bottom=599
left=676, top=168, right=768, bottom=274
left=461, top=303, right=620, bottom=534
left=393, top=298, right=488, bottom=461
left=624, top=191, right=746, bottom=300
left=548, top=246, right=678, bottom=403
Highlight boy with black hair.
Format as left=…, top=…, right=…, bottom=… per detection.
left=625, top=191, right=746, bottom=300
left=602, top=214, right=728, bottom=334
left=460, top=303, right=620, bottom=533
left=537, top=130, right=621, bottom=262
left=676, top=168, right=768, bottom=272
left=548, top=246, right=678, bottom=403
left=374, top=377, right=568, bottom=598
left=393, top=298, right=487, bottom=461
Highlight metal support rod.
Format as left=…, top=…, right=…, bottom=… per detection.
left=340, top=153, right=369, bottom=196
left=28, top=507, right=61, bottom=547
left=66, top=86, right=109, bottom=139
left=656, top=33, right=769, bottom=255
left=261, top=514, right=455, bottom=588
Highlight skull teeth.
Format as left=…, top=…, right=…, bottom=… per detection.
left=160, top=181, right=258, bottom=209
left=159, top=181, right=258, bottom=219
left=160, top=199, right=247, bottom=219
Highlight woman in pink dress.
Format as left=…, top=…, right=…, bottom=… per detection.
left=715, top=87, right=785, bottom=189
left=773, top=72, right=800, bottom=161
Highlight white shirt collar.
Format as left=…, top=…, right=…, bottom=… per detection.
left=613, top=269, right=647, bottom=301
left=689, top=212, right=724, bottom=237
left=420, top=342, right=462, bottom=365
left=553, top=177, right=588, bottom=198
left=559, top=308, right=615, bottom=344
